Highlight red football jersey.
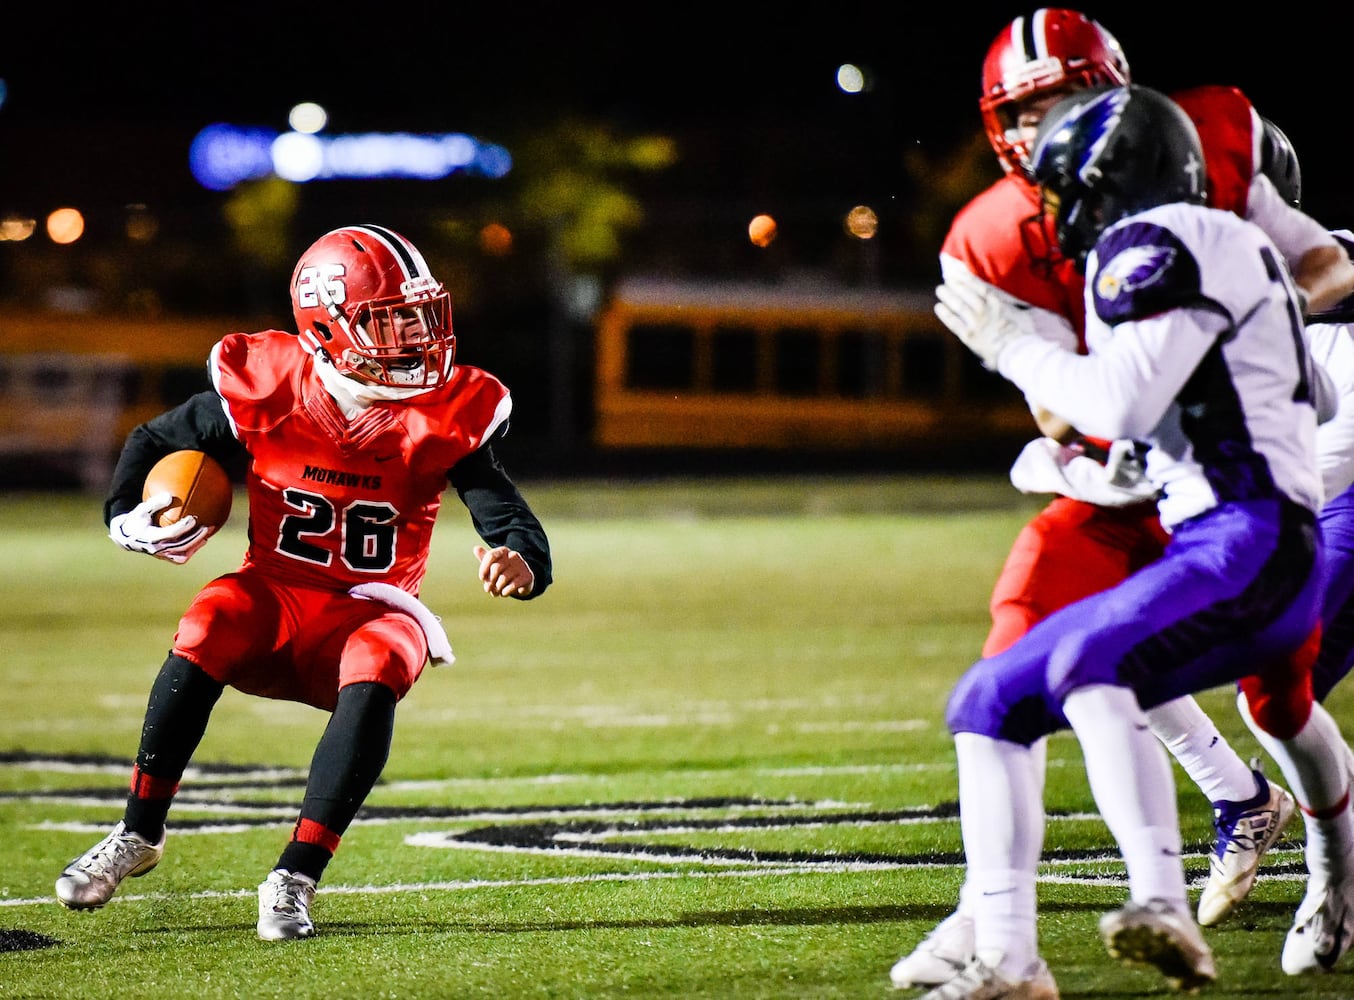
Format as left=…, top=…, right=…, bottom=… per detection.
left=1171, top=84, right=1255, bottom=218
left=941, top=173, right=1088, bottom=349
left=208, top=331, right=510, bottom=595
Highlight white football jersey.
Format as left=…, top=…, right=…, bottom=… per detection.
left=996, top=200, right=1322, bottom=528
left=1309, top=321, right=1354, bottom=501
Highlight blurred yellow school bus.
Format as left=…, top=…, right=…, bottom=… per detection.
left=594, top=277, right=1032, bottom=452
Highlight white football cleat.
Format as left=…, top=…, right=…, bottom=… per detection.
left=257, top=868, right=317, bottom=941
left=1198, top=768, right=1296, bottom=926
left=890, top=909, right=975, bottom=988
left=1099, top=898, right=1216, bottom=991
left=916, top=954, right=1059, bottom=1000
left=1282, top=876, right=1354, bottom=974
left=55, top=821, right=164, bottom=910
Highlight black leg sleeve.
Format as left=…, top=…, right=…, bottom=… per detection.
left=300, top=681, right=396, bottom=833
left=276, top=682, right=396, bottom=881
left=124, top=652, right=224, bottom=839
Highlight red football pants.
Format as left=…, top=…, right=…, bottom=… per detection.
left=984, top=496, right=1170, bottom=657
left=172, top=571, right=428, bottom=711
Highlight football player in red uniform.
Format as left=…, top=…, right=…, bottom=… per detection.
left=53, top=224, right=552, bottom=940
left=890, top=8, right=1354, bottom=994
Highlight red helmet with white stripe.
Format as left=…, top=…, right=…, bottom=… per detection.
left=980, top=8, right=1130, bottom=178
left=290, top=224, right=454, bottom=388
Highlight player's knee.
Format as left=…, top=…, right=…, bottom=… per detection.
left=946, top=665, right=1057, bottom=745
left=945, top=667, right=993, bottom=736
left=1238, top=673, right=1313, bottom=740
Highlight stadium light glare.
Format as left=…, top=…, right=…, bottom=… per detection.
left=480, top=222, right=513, bottom=256
left=0, top=216, right=36, bottom=242
left=844, top=205, right=878, bottom=239
left=189, top=124, right=277, bottom=191
left=271, top=131, right=326, bottom=182
left=748, top=214, right=777, bottom=248
left=288, top=102, right=328, bottom=135
left=836, top=64, right=866, bottom=94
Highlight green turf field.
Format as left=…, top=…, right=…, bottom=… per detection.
left=2, top=475, right=1350, bottom=998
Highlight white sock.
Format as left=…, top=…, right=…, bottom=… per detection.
left=953, top=736, right=1048, bottom=921
left=1237, top=692, right=1347, bottom=810
left=1306, top=805, right=1354, bottom=885
left=955, top=732, right=1043, bottom=973
left=1147, top=695, right=1256, bottom=803
left=1237, top=693, right=1353, bottom=881
left=1063, top=684, right=1187, bottom=911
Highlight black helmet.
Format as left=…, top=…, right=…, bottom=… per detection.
left=1258, top=116, right=1302, bottom=208
left=1030, top=85, right=1207, bottom=270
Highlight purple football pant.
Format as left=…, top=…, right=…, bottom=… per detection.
left=1313, top=481, right=1354, bottom=701
left=947, top=498, right=1322, bottom=745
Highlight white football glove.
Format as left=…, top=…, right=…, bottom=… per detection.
left=934, top=269, right=1035, bottom=371
left=108, top=491, right=214, bottom=565
left=1102, top=439, right=1154, bottom=494
left=1009, top=437, right=1157, bottom=507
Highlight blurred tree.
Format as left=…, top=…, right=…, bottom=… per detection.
left=472, top=117, right=678, bottom=451
left=515, top=119, right=675, bottom=270
left=223, top=176, right=299, bottom=315
left=897, top=130, right=998, bottom=276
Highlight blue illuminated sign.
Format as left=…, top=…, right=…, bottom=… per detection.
left=189, top=124, right=512, bottom=191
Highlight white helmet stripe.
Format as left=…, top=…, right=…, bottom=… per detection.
left=349, top=223, right=429, bottom=281
left=298, top=329, right=326, bottom=356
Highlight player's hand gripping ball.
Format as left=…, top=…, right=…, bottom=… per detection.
left=108, top=450, right=232, bottom=564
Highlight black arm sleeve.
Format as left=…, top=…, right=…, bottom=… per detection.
left=103, top=390, right=247, bottom=526
left=447, top=435, right=553, bottom=599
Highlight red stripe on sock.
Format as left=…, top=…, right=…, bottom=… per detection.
left=292, top=817, right=341, bottom=853
left=129, top=764, right=179, bottom=800
left=1302, top=789, right=1351, bottom=821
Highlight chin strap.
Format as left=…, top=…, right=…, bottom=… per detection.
left=312, top=353, right=435, bottom=417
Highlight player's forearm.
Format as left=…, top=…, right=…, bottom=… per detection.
left=1294, top=244, right=1354, bottom=315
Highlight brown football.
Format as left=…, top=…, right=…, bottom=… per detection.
left=142, top=450, right=233, bottom=529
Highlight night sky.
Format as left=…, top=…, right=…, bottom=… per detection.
left=2, top=2, right=1350, bottom=244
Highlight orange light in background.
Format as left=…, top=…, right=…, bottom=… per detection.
left=46, top=208, right=85, bottom=244
left=844, top=205, right=878, bottom=240
left=0, top=216, right=37, bottom=241
left=748, top=213, right=777, bottom=248
left=479, top=222, right=513, bottom=256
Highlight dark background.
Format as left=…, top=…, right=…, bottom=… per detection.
left=4, top=1, right=1347, bottom=221
left=1, top=2, right=1348, bottom=478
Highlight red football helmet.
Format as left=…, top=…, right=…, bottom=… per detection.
left=980, top=8, right=1130, bottom=178
left=290, top=224, right=454, bottom=388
